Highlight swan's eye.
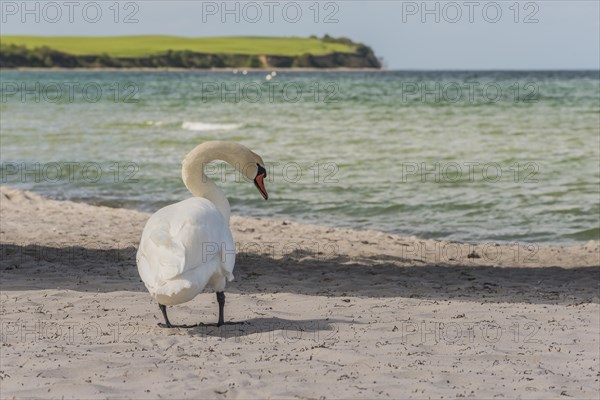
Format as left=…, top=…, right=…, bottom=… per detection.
left=256, top=164, right=267, bottom=178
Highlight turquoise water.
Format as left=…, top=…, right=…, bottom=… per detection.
left=1, top=70, right=599, bottom=244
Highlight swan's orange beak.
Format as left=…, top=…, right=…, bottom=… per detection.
left=254, top=165, right=268, bottom=200
left=254, top=174, right=268, bottom=200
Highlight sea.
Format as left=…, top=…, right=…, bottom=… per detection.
left=1, top=70, right=598, bottom=245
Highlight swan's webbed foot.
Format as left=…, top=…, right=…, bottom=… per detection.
left=157, top=293, right=233, bottom=329
left=157, top=304, right=198, bottom=329
left=194, top=320, right=247, bottom=328
left=158, top=304, right=211, bottom=329
left=158, top=322, right=198, bottom=329
left=158, top=304, right=177, bottom=328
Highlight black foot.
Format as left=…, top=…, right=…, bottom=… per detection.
left=158, top=321, right=173, bottom=328
left=157, top=294, right=238, bottom=329
left=193, top=320, right=247, bottom=328
left=158, top=322, right=198, bottom=329
left=157, top=304, right=199, bottom=328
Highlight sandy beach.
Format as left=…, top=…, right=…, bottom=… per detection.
left=1, top=186, right=598, bottom=399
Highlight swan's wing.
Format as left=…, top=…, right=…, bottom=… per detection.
left=219, top=224, right=236, bottom=281
left=149, top=224, right=187, bottom=281
left=137, top=198, right=234, bottom=289
left=175, top=209, right=236, bottom=281
left=137, top=217, right=188, bottom=288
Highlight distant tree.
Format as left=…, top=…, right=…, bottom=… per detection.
left=320, top=35, right=355, bottom=47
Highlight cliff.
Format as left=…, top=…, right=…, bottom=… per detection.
left=0, top=36, right=381, bottom=69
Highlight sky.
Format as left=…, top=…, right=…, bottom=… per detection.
left=1, top=0, right=599, bottom=69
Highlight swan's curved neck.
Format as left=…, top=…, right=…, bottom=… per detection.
left=182, top=142, right=250, bottom=224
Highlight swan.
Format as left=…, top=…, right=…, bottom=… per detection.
left=136, top=141, right=268, bottom=328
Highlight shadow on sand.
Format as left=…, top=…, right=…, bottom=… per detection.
left=1, top=243, right=598, bottom=305
left=176, top=317, right=345, bottom=341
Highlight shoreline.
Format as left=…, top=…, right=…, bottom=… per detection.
left=2, top=67, right=598, bottom=72
left=5, top=186, right=599, bottom=251
left=2, top=185, right=598, bottom=270
left=2, top=186, right=599, bottom=399
left=2, top=66, right=383, bottom=72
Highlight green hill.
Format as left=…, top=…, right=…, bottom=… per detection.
left=1, top=35, right=355, bottom=57
left=0, top=35, right=381, bottom=69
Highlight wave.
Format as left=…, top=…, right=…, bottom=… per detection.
left=565, top=227, right=600, bottom=241
left=182, top=122, right=242, bottom=132
left=146, top=120, right=166, bottom=126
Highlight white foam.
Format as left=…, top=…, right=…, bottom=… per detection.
left=181, top=122, right=242, bottom=132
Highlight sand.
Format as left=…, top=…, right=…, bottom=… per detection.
left=1, top=186, right=598, bottom=399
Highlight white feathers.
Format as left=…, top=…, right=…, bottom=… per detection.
left=136, top=197, right=235, bottom=306
left=137, top=141, right=266, bottom=309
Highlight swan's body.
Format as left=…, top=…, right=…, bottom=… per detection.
left=136, top=141, right=268, bottom=327
left=137, top=198, right=234, bottom=306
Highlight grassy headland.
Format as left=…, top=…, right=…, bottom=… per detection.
left=0, top=35, right=381, bottom=69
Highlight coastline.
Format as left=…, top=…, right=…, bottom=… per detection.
left=2, top=186, right=599, bottom=398
left=1, top=36, right=382, bottom=70
left=3, top=67, right=597, bottom=72
left=2, top=186, right=598, bottom=264
left=1, top=66, right=383, bottom=72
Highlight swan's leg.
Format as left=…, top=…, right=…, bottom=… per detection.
left=159, top=304, right=173, bottom=328
left=216, top=292, right=225, bottom=327
left=158, top=305, right=197, bottom=329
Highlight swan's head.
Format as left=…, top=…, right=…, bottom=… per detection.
left=183, top=141, right=269, bottom=201
left=241, top=151, right=268, bottom=201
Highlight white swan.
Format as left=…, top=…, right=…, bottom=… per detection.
left=136, top=141, right=268, bottom=328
